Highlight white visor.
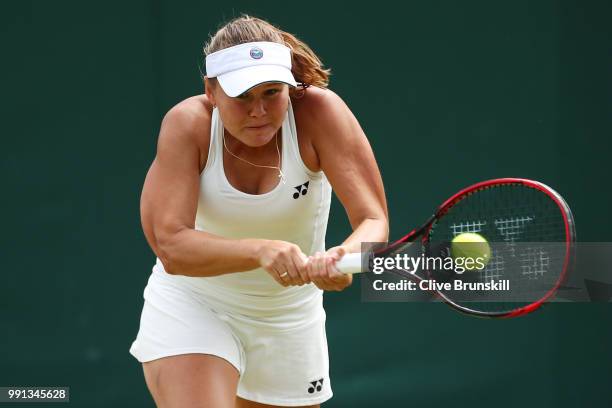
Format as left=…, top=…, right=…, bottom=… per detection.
left=206, top=41, right=298, bottom=97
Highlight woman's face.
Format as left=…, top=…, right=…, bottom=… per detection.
left=206, top=79, right=290, bottom=147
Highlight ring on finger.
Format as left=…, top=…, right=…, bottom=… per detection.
left=279, top=271, right=288, bottom=278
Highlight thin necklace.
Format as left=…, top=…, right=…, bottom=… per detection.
left=223, top=129, right=286, bottom=184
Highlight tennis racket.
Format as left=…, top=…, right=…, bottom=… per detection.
left=336, top=178, right=576, bottom=318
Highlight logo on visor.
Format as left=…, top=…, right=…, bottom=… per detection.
left=250, top=47, right=264, bottom=59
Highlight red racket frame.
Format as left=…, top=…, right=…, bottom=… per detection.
left=380, top=178, right=575, bottom=318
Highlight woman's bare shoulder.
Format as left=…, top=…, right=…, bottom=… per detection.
left=293, top=87, right=355, bottom=145
left=160, top=94, right=214, bottom=172
left=292, top=87, right=346, bottom=119
left=163, top=94, right=213, bottom=134
left=290, top=87, right=351, bottom=172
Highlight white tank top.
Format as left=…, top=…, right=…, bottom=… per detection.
left=152, top=101, right=332, bottom=323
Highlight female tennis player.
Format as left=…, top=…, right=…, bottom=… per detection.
left=129, top=15, right=388, bottom=408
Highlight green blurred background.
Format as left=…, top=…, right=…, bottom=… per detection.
left=1, top=1, right=610, bottom=407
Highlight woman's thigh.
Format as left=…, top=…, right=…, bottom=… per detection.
left=143, top=353, right=239, bottom=408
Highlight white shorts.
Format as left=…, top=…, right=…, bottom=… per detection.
left=129, top=271, right=333, bottom=407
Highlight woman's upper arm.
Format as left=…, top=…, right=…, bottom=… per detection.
left=140, top=106, right=207, bottom=260
left=309, top=90, right=388, bottom=229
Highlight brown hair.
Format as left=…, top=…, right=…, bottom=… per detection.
left=203, top=15, right=330, bottom=96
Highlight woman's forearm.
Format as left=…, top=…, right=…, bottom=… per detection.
left=157, top=228, right=265, bottom=277
left=341, top=217, right=389, bottom=253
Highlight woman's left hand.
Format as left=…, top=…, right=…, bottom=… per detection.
left=305, top=246, right=353, bottom=291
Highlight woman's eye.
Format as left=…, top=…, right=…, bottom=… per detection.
left=266, top=89, right=280, bottom=96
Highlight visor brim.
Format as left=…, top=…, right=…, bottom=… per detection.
left=217, top=65, right=298, bottom=97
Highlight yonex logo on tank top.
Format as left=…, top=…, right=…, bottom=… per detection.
left=250, top=47, right=263, bottom=59
left=293, top=181, right=309, bottom=199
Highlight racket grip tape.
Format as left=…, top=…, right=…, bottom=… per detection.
left=336, top=252, right=365, bottom=274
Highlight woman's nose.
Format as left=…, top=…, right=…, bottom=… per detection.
left=249, top=99, right=266, bottom=117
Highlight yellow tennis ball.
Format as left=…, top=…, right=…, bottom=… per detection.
left=451, top=232, right=491, bottom=270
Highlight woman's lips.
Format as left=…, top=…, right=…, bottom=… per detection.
left=246, top=124, right=268, bottom=129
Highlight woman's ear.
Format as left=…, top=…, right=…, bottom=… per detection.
left=204, top=77, right=216, bottom=106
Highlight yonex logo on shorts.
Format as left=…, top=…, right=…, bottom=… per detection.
left=307, top=378, right=324, bottom=394
left=250, top=47, right=263, bottom=59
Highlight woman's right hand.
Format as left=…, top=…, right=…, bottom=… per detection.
left=256, top=240, right=310, bottom=287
